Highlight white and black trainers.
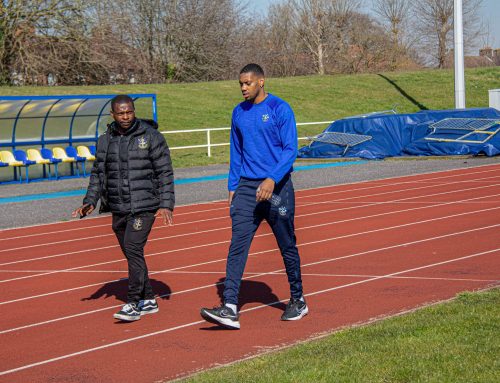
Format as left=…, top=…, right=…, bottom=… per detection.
left=138, top=299, right=159, bottom=315
left=113, top=303, right=141, bottom=322
left=281, top=298, right=309, bottom=321
left=200, top=304, right=240, bottom=329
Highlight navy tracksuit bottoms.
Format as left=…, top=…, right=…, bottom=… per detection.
left=223, top=175, right=304, bottom=306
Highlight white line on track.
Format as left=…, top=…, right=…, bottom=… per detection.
left=8, top=183, right=500, bottom=280
left=1, top=268, right=495, bottom=283
left=0, top=246, right=497, bottom=377
left=1, top=187, right=499, bottom=285
left=1, top=164, right=498, bottom=242
left=298, top=273, right=498, bottom=283
left=2, top=172, right=499, bottom=265
left=0, top=200, right=228, bottom=237
left=1, top=221, right=498, bottom=335
left=0, top=269, right=127, bottom=274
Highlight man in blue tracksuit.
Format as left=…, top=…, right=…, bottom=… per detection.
left=201, top=63, right=308, bottom=329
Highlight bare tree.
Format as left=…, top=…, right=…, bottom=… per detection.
left=372, top=0, right=413, bottom=69
left=332, top=12, right=400, bottom=74
left=0, top=0, right=83, bottom=85
left=414, top=0, right=484, bottom=68
left=169, top=0, right=240, bottom=82
left=372, top=0, right=412, bottom=45
left=264, top=2, right=310, bottom=76
left=0, top=0, right=426, bottom=86
left=291, top=0, right=361, bottom=75
left=291, top=0, right=328, bottom=75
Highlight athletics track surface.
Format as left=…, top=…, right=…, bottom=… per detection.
left=0, top=163, right=499, bottom=382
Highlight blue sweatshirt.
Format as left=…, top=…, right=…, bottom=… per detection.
left=228, top=93, right=298, bottom=191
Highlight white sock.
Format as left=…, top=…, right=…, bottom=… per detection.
left=225, top=303, right=237, bottom=313
left=299, top=296, right=305, bottom=302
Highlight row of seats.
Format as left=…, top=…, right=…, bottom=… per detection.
left=0, top=145, right=96, bottom=183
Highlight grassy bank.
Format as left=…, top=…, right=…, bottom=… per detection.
left=180, top=288, right=499, bottom=383
left=2, top=67, right=499, bottom=168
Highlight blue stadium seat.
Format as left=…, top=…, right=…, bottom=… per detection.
left=13, top=150, right=37, bottom=182
left=88, top=145, right=96, bottom=155
left=65, top=146, right=87, bottom=177
left=41, top=148, right=63, bottom=179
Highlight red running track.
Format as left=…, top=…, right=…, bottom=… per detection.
left=0, top=163, right=499, bottom=382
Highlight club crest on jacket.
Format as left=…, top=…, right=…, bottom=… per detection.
left=138, top=136, right=148, bottom=149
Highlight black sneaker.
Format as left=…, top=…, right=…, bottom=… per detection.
left=281, top=298, right=309, bottom=321
left=113, top=303, right=141, bottom=322
left=200, top=305, right=240, bottom=329
left=138, top=299, right=159, bottom=315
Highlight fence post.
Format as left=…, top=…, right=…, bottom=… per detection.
left=207, top=129, right=211, bottom=157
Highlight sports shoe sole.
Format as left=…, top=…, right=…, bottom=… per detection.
left=281, top=305, right=309, bottom=321
left=200, top=309, right=240, bottom=329
left=113, top=313, right=141, bottom=321
left=140, top=307, right=159, bottom=316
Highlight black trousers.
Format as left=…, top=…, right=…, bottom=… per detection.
left=112, top=212, right=156, bottom=304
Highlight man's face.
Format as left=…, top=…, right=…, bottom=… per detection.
left=239, top=72, right=264, bottom=102
left=111, top=102, right=136, bottom=129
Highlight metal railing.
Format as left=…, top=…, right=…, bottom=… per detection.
left=161, top=120, right=333, bottom=157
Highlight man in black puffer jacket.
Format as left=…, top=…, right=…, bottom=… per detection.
left=73, top=94, right=174, bottom=322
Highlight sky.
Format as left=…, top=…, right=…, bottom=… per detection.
left=247, top=0, right=500, bottom=49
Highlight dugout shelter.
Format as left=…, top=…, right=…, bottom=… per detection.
left=0, top=93, right=157, bottom=182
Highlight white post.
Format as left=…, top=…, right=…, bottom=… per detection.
left=454, top=0, right=466, bottom=109
left=206, top=129, right=211, bottom=157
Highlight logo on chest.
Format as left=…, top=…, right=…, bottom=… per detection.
left=138, top=136, right=148, bottom=149
left=262, top=114, right=269, bottom=122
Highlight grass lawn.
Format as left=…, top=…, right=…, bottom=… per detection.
left=2, top=67, right=499, bottom=168
left=180, top=288, right=499, bottom=383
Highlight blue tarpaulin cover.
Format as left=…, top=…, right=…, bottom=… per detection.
left=298, top=108, right=500, bottom=159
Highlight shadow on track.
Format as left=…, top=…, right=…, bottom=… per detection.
left=81, top=278, right=172, bottom=303
left=200, top=277, right=287, bottom=330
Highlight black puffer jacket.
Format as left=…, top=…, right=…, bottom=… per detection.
left=83, top=119, right=174, bottom=214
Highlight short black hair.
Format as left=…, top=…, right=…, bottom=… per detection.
left=111, top=94, right=135, bottom=112
left=240, top=63, right=264, bottom=77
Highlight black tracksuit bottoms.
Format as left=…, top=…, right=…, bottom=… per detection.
left=112, top=211, right=156, bottom=304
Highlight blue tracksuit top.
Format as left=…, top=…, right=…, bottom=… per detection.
left=228, top=93, right=297, bottom=191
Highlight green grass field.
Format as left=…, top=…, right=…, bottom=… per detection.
left=180, top=288, right=499, bottom=383
left=2, top=67, right=499, bottom=168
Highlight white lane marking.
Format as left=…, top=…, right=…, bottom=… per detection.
left=2, top=268, right=495, bottom=283
left=2, top=174, right=499, bottom=266
left=0, top=247, right=497, bottom=377
left=1, top=222, right=498, bottom=334
left=2, top=173, right=498, bottom=252
left=1, top=165, right=498, bottom=242
left=0, top=200, right=227, bottom=235
left=1, top=188, right=499, bottom=283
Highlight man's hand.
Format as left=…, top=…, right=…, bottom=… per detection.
left=155, top=208, right=173, bottom=226
left=72, top=203, right=94, bottom=219
left=256, top=178, right=275, bottom=202
left=228, top=191, right=235, bottom=206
